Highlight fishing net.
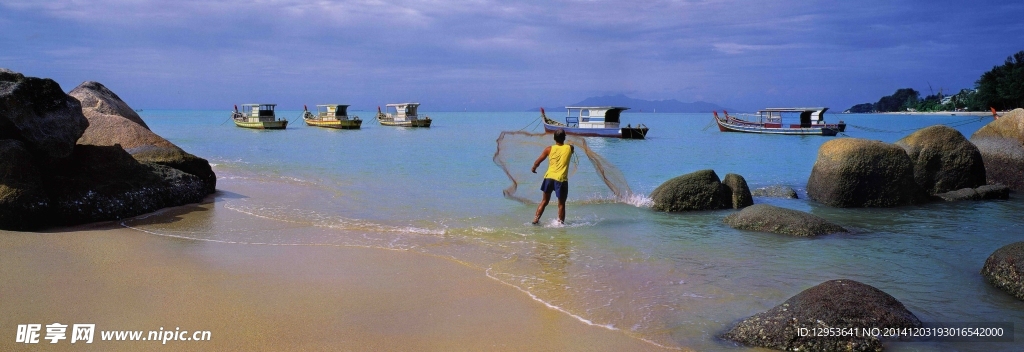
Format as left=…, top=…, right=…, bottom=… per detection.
left=493, top=131, right=632, bottom=204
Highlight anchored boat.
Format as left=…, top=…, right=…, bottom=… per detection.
left=302, top=104, right=361, bottom=129
left=542, top=106, right=648, bottom=139
left=375, top=103, right=431, bottom=127
left=713, top=107, right=845, bottom=136
left=232, top=104, right=288, bottom=129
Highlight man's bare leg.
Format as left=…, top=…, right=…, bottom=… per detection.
left=534, top=191, right=552, bottom=224
left=557, top=197, right=566, bottom=224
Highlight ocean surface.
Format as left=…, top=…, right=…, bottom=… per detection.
left=125, top=109, right=1023, bottom=351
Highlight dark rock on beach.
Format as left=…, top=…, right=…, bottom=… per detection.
left=971, top=108, right=1024, bottom=191
left=720, top=279, right=922, bottom=352
left=0, top=69, right=215, bottom=230
left=807, top=138, right=925, bottom=207
left=724, top=204, right=846, bottom=236
left=895, top=125, right=986, bottom=195
left=651, top=169, right=742, bottom=211
left=0, top=139, right=49, bottom=230
left=751, top=185, right=799, bottom=199
left=70, top=81, right=216, bottom=194
left=974, top=243, right=1024, bottom=300
left=982, top=242, right=1024, bottom=301
left=46, top=145, right=207, bottom=225
left=0, top=68, right=89, bottom=161
left=722, top=173, right=753, bottom=209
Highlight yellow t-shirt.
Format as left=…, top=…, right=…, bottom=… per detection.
left=543, top=144, right=573, bottom=182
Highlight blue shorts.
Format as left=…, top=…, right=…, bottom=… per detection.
left=540, top=178, right=568, bottom=200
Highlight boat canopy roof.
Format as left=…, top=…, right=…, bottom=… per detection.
left=318, top=104, right=349, bottom=116
left=565, top=106, right=630, bottom=111
left=241, top=103, right=276, bottom=109
left=385, top=103, right=419, bottom=107
left=759, top=107, right=828, bottom=112
left=564, top=106, right=629, bottom=124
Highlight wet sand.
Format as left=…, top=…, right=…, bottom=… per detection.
left=0, top=222, right=668, bottom=351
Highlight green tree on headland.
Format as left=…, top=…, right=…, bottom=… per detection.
left=846, top=50, right=1024, bottom=112
left=975, top=50, right=1024, bottom=110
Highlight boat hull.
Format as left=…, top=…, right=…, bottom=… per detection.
left=376, top=113, right=431, bottom=127
left=234, top=119, right=288, bottom=129
left=714, top=114, right=838, bottom=136
left=542, top=123, right=648, bottom=139
left=305, top=119, right=362, bottom=129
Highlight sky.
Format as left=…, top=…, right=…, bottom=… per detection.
left=1, top=0, right=1022, bottom=112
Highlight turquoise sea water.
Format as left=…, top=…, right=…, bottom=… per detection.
left=127, top=110, right=1023, bottom=351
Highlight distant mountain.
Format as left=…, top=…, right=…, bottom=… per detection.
left=558, top=94, right=731, bottom=113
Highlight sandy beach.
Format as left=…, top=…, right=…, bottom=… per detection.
left=0, top=216, right=668, bottom=351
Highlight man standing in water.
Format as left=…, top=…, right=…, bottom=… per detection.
left=531, top=129, right=574, bottom=224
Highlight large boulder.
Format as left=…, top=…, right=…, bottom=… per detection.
left=894, top=125, right=986, bottom=194
left=0, top=68, right=89, bottom=160
left=981, top=242, right=1024, bottom=301
left=0, top=139, right=49, bottom=230
left=971, top=109, right=1024, bottom=190
left=46, top=145, right=207, bottom=225
left=752, top=185, right=798, bottom=199
left=70, top=81, right=216, bottom=194
left=807, top=138, right=924, bottom=207
left=724, top=204, right=846, bottom=236
left=68, top=81, right=149, bottom=129
left=651, top=169, right=732, bottom=211
left=722, top=173, right=753, bottom=209
left=720, top=279, right=921, bottom=351
left=0, top=70, right=214, bottom=230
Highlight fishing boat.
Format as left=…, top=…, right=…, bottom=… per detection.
left=712, top=107, right=845, bottom=136
left=232, top=103, right=288, bottom=129
left=375, top=103, right=431, bottom=127
left=541, top=106, right=649, bottom=139
left=302, top=104, right=361, bottom=129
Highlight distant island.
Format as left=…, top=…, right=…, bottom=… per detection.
left=529, top=94, right=731, bottom=113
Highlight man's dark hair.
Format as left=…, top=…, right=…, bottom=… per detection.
left=554, top=129, right=566, bottom=143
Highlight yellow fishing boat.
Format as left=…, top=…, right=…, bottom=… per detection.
left=375, top=103, right=431, bottom=127
left=232, top=103, right=288, bottom=129
left=302, top=104, right=361, bottom=129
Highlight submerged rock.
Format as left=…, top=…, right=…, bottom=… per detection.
left=70, top=81, right=216, bottom=194
left=720, top=279, right=921, bottom=352
left=933, top=188, right=980, bottom=202
left=724, top=204, right=846, bottom=236
left=807, top=138, right=924, bottom=207
left=650, top=169, right=731, bottom=211
left=0, top=68, right=89, bottom=160
left=895, top=125, right=986, bottom=194
left=975, top=184, right=1010, bottom=200
left=751, top=185, right=799, bottom=199
left=722, top=173, right=753, bottom=209
left=982, top=242, right=1024, bottom=301
left=971, top=109, right=1024, bottom=190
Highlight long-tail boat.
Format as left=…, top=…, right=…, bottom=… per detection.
left=713, top=107, right=845, bottom=136
left=541, top=106, right=648, bottom=139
